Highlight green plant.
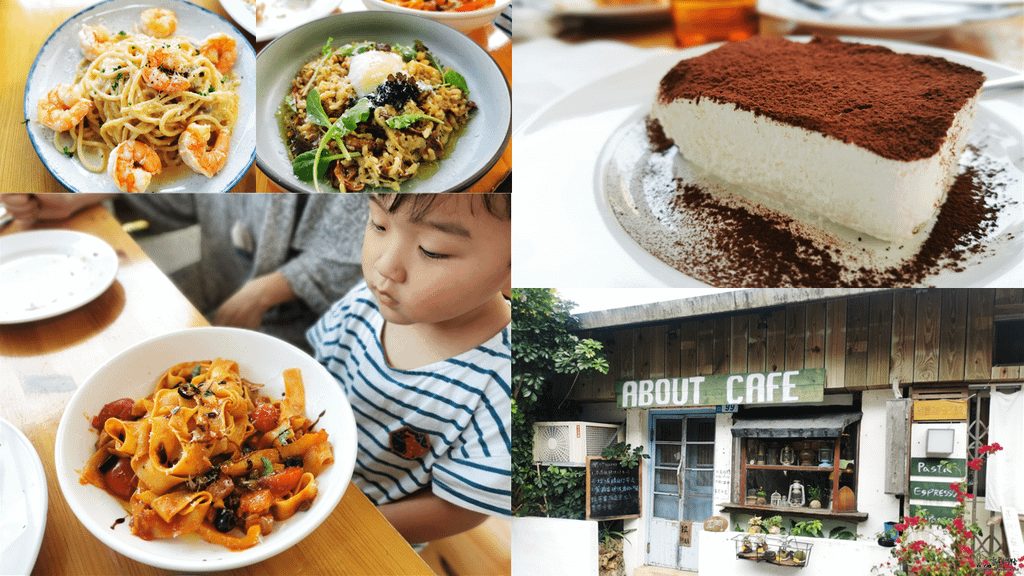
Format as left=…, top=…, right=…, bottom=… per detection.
left=599, top=521, right=636, bottom=547
left=511, top=289, right=610, bottom=519
left=757, top=488, right=767, bottom=498
left=807, top=485, right=824, bottom=502
left=601, top=442, right=650, bottom=469
left=872, top=443, right=1024, bottom=576
left=829, top=526, right=856, bottom=540
left=763, top=516, right=783, bottom=529
left=790, top=519, right=824, bottom=538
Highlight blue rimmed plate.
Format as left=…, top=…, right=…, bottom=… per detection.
left=24, top=0, right=256, bottom=193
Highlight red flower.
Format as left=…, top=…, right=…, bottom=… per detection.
left=965, top=530, right=973, bottom=539
left=905, top=515, right=922, bottom=527
left=968, top=458, right=984, bottom=471
left=953, top=517, right=964, bottom=530
left=895, top=522, right=907, bottom=532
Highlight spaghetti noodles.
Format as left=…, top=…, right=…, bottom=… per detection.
left=37, top=9, right=241, bottom=193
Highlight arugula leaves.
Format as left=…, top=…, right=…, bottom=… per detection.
left=443, top=69, right=469, bottom=95
left=296, top=89, right=374, bottom=191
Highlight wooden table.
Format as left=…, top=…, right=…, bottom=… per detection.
left=1, top=0, right=511, bottom=193
left=0, top=204, right=435, bottom=575
left=555, top=11, right=1024, bottom=69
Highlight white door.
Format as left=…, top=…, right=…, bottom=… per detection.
left=647, top=415, right=716, bottom=571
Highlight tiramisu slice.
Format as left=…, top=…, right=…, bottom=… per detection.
left=651, top=35, right=985, bottom=242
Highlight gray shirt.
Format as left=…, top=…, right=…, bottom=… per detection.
left=118, top=194, right=366, bottom=352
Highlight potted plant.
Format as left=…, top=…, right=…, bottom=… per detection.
left=756, top=488, right=768, bottom=505
left=764, top=515, right=784, bottom=535
left=747, top=516, right=763, bottom=534
left=807, top=485, right=824, bottom=509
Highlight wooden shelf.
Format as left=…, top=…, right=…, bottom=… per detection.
left=720, top=503, right=868, bottom=523
left=745, top=465, right=835, bottom=472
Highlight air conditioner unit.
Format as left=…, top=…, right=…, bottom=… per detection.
left=532, top=421, right=623, bottom=466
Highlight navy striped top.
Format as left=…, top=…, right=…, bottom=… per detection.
left=307, top=282, right=511, bottom=517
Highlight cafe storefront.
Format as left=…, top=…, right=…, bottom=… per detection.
left=562, top=288, right=1024, bottom=575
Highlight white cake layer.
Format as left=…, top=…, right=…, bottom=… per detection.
left=652, top=93, right=981, bottom=242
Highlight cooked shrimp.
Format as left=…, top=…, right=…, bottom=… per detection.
left=79, top=24, right=112, bottom=60
left=200, top=33, right=237, bottom=74
left=142, top=47, right=191, bottom=92
left=37, top=84, right=92, bottom=132
left=108, top=140, right=162, bottom=193
left=179, top=123, right=230, bottom=178
left=141, top=8, right=176, bottom=38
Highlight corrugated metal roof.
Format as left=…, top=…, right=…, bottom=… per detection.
left=574, top=289, right=897, bottom=330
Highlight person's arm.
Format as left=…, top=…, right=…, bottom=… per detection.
left=376, top=488, right=488, bottom=544
left=0, top=193, right=114, bottom=223
left=214, top=271, right=297, bottom=330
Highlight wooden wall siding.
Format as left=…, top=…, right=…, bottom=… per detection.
left=570, top=289, right=1024, bottom=402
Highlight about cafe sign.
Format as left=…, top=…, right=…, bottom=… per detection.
left=616, top=368, right=825, bottom=409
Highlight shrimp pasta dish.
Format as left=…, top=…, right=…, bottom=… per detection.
left=80, top=358, right=334, bottom=550
left=36, top=8, right=241, bottom=192
left=283, top=39, right=476, bottom=192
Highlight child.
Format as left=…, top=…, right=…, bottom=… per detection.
left=307, top=193, right=511, bottom=544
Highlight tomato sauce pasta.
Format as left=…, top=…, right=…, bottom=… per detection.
left=80, top=359, right=333, bottom=550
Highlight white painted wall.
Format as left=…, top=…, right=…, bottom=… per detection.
left=512, top=517, right=598, bottom=576
left=699, top=531, right=894, bottom=575
left=622, top=408, right=647, bottom=576
left=856, top=390, right=904, bottom=536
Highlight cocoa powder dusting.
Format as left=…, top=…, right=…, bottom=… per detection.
left=656, top=35, right=985, bottom=162
left=646, top=116, right=675, bottom=153
left=663, top=152, right=1011, bottom=287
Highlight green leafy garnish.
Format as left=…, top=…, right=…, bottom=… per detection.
left=321, top=36, right=334, bottom=57
left=443, top=69, right=469, bottom=95
left=336, top=41, right=374, bottom=58
left=191, top=364, right=202, bottom=378
left=394, top=44, right=417, bottom=62
left=292, top=149, right=358, bottom=181
left=305, top=89, right=332, bottom=129
left=299, top=90, right=377, bottom=191
left=62, top=146, right=74, bottom=158
left=261, top=456, right=273, bottom=477
left=385, top=113, right=442, bottom=130
left=340, top=98, right=373, bottom=133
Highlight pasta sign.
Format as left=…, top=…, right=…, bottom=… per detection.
left=616, top=369, right=825, bottom=409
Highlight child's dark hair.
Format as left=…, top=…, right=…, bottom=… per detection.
left=373, top=193, right=511, bottom=221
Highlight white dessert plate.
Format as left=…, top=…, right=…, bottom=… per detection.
left=512, top=37, right=1024, bottom=287
left=24, top=0, right=257, bottom=194
left=0, top=419, right=49, bottom=576
left=0, top=230, right=119, bottom=324
left=759, top=0, right=1024, bottom=32
left=54, top=327, right=357, bottom=572
left=552, top=0, right=670, bottom=18
left=219, top=0, right=342, bottom=42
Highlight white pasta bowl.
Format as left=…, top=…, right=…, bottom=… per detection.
left=359, top=0, right=512, bottom=34
left=54, top=327, right=356, bottom=572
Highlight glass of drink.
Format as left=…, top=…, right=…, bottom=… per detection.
left=670, top=0, right=759, bottom=48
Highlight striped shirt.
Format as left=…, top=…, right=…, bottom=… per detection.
left=307, top=282, right=511, bottom=517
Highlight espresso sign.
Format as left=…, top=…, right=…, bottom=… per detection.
left=616, top=369, right=825, bottom=409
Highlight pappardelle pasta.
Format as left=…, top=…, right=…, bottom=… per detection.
left=80, top=358, right=333, bottom=550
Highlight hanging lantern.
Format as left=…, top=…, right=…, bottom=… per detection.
left=771, top=491, right=783, bottom=507
left=788, top=479, right=805, bottom=507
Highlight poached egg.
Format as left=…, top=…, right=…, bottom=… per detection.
left=348, top=50, right=405, bottom=98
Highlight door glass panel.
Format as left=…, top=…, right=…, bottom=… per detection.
left=655, top=469, right=679, bottom=494
left=656, top=443, right=681, bottom=467
left=656, top=419, right=682, bottom=442
left=684, top=469, right=714, bottom=496
left=683, top=495, right=713, bottom=522
left=686, top=444, right=714, bottom=468
left=687, top=418, right=715, bottom=442
left=653, top=494, right=679, bottom=520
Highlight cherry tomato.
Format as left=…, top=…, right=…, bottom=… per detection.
left=104, top=458, right=137, bottom=500
left=92, top=398, right=137, bottom=430
left=251, top=404, right=280, bottom=433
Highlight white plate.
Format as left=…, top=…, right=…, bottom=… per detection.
left=54, top=327, right=357, bottom=572
left=219, top=0, right=342, bottom=42
left=552, top=0, right=670, bottom=18
left=759, top=0, right=1024, bottom=32
left=0, top=419, right=49, bottom=576
left=512, top=38, right=1024, bottom=288
left=255, top=11, right=512, bottom=193
left=24, top=0, right=257, bottom=194
left=0, top=230, right=118, bottom=324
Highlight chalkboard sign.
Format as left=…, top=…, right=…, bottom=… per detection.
left=586, top=457, right=642, bottom=521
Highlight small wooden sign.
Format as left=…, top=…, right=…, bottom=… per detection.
left=913, top=399, right=968, bottom=422
left=679, top=521, right=692, bottom=547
